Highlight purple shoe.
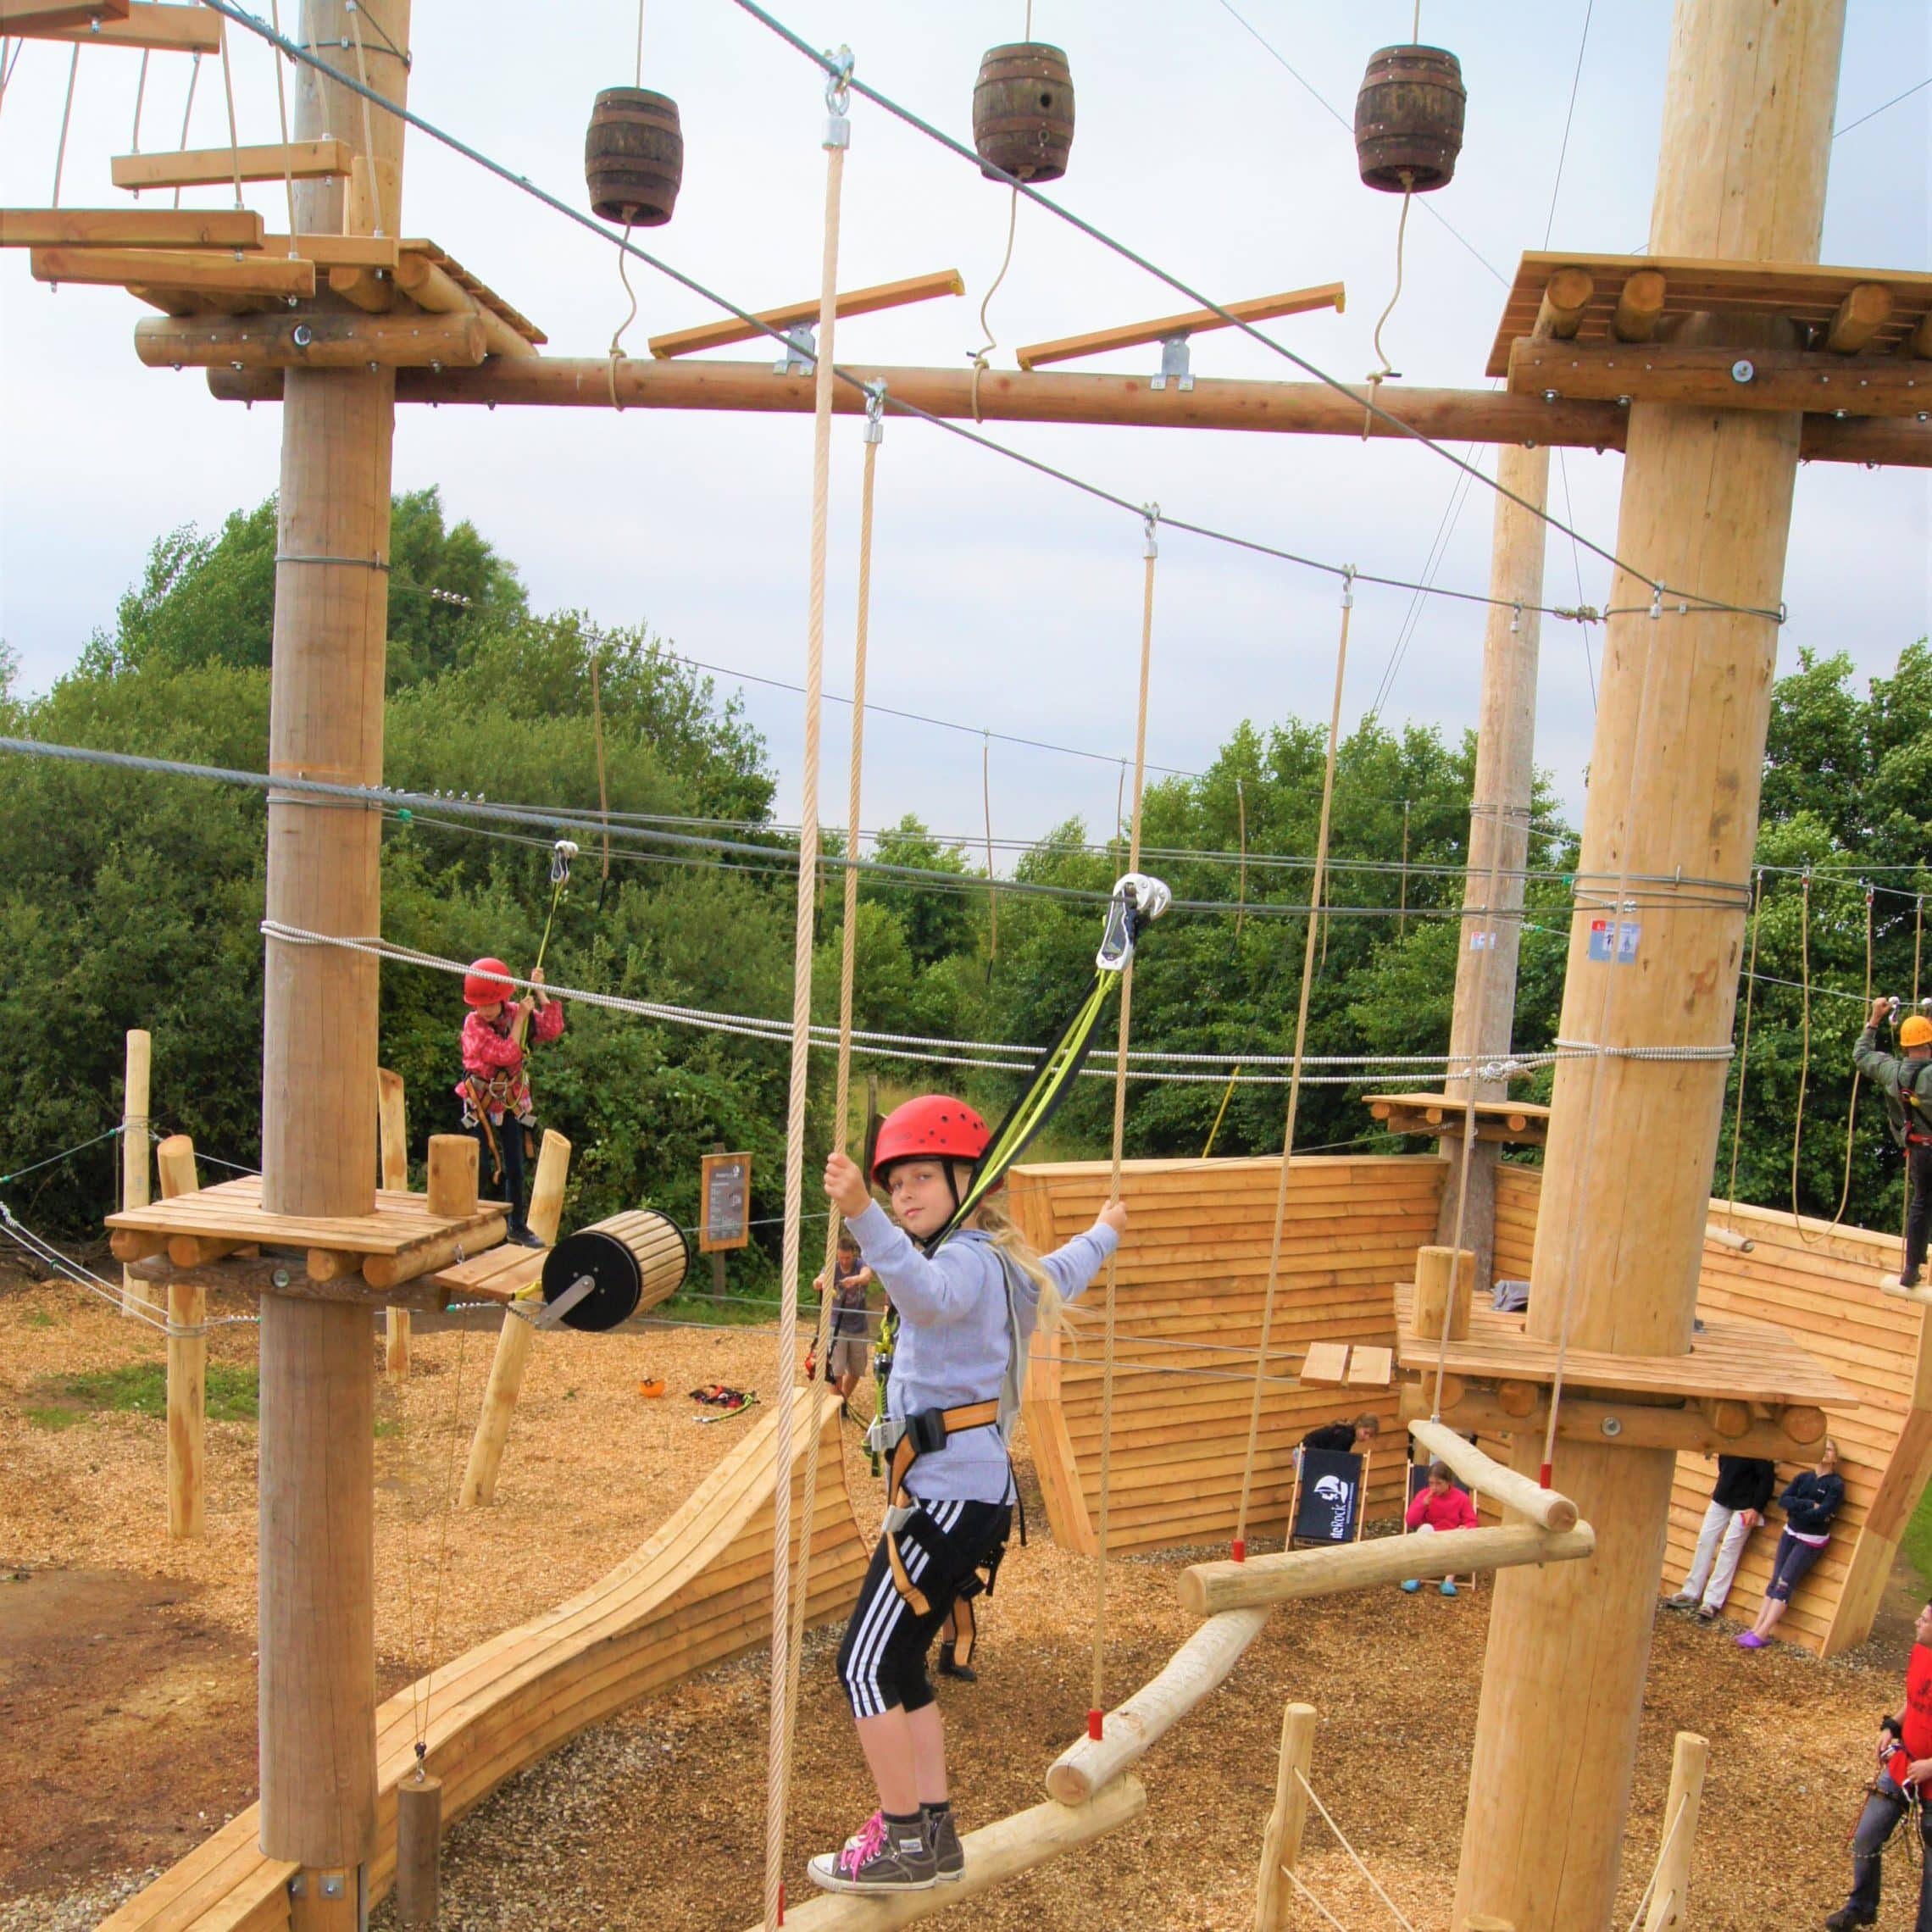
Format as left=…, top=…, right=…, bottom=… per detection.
left=1736, top=1630, right=1767, bottom=1649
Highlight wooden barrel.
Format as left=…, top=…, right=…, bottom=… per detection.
left=541, top=1208, right=691, bottom=1331
left=585, top=87, right=684, bottom=227
left=1353, top=45, right=1465, bottom=192
left=972, top=43, right=1074, bottom=183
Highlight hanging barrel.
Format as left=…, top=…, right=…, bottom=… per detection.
left=1353, top=45, right=1465, bottom=193
left=585, top=87, right=684, bottom=227
left=972, top=43, right=1075, bottom=183
left=541, top=1208, right=691, bottom=1332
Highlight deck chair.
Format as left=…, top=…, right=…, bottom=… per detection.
left=1286, top=1446, right=1370, bottom=1550
left=1404, top=1462, right=1482, bottom=1591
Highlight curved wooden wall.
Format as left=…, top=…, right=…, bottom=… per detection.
left=97, top=1385, right=868, bottom=1932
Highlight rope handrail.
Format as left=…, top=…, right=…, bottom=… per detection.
left=1292, top=1768, right=1419, bottom=1932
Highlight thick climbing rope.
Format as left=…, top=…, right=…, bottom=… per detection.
left=1293, top=1768, right=1419, bottom=1932
left=1622, top=1790, right=1693, bottom=1932
left=171, top=50, right=202, bottom=209
left=1087, top=507, right=1160, bottom=1734
left=969, top=186, right=1019, bottom=425
left=266, top=0, right=298, bottom=249
left=982, top=731, right=999, bottom=971
left=216, top=13, right=245, bottom=210
left=762, top=53, right=849, bottom=1932
left=344, top=2, right=384, bottom=231
left=782, top=385, right=884, bottom=1766
left=1233, top=573, right=1354, bottom=1557
left=1285, top=1869, right=1355, bottom=1932
left=1362, top=175, right=1414, bottom=438
left=1724, top=870, right=1765, bottom=1230
left=51, top=45, right=79, bottom=207
left=608, top=225, right=640, bottom=410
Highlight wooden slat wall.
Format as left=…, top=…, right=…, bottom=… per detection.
left=1495, top=1165, right=1923, bottom=1657
left=1013, top=1155, right=1447, bottom=1556
left=98, top=1390, right=869, bottom=1932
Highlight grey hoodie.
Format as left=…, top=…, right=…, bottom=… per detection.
left=847, top=1199, right=1118, bottom=1505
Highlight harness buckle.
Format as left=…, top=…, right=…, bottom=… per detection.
left=908, top=1406, right=950, bottom=1455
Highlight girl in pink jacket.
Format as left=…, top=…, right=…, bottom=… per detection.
left=1402, top=1461, right=1479, bottom=1597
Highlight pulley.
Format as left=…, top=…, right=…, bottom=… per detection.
left=972, top=42, right=1075, bottom=183
left=538, top=1208, right=691, bottom=1332
left=1353, top=44, right=1465, bottom=193
left=586, top=87, right=685, bottom=227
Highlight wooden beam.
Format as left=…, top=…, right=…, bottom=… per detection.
left=198, top=356, right=1932, bottom=467
left=1046, top=1607, right=1270, bottom=1804
left=392, top=252, right=536, bottom=358
left=647, top=268, right=964, bottom=359
left=1533, top=267, right=1595, bottom=340
left=1612, top=269, right=1668, bottom=341
left=1417, top=1381, right=1824, bottom=1459
left=1016, top=280, right=1346, bottom=371
left=2, top=207, right=262, bottom=249
left=31, top=245, right=314, bottom=298
left=1255, top=1705, right=1318, bottom=1932
left=1509, top=337, right=1930, bottom=418
left=13, top=1, right=219, bottom=51
left=1, top=0, right=128, bottom=27
left=1826, top=280, right=1892, bottom=353
left=1180, top=1520, right=1596, bottom=1616
left=120, top=1029, right=156, bottom=1317
left=111, top=139, right=353, bottom=192
left=264, top=234, right=400, bottom=269
left=135, top=308, right=487, bottom=369
left=154, top=1134, right=206, bottom=1541
left=1411, top=1417, right=1578, bottom=1532
left=1910, top=311, right=1932, bottom=360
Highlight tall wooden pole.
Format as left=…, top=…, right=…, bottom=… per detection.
left=257, top=6, right=410, bottom=1924
left=1452, top=5, right=1845, bottom=1928
left=120, top=1029, right=153, bottom=1316
left=1437, top=444, right=1547, bottom=1289
left=158, top=1133, right=207, bottom=1541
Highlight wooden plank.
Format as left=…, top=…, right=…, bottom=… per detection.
left=31, top=246, right=314, bottom=298
left=2, top=0, right=128, bottom=25
left=12, top=1, right=219, bottom=51
left=1299, top=1341, right=1350, bottom=1385
left=647, top=267, right=965, bottom=359
left=1, top=207, right=262, bottom=248
left=1346, top=1344, right=1393, bottom=1386
left=111, top=139, right=353, bottom=191
left=1016, top=280, right=1346, bottom=370
left=1508, top=337, right=1931, bottom=418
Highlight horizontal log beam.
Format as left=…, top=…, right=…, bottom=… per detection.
left=1411, top=1417, right=1579, bottom=1531
left=10, top=2, right=219, bottom=53
left=111, top=139, right=352, bottom=191
left=32, top=245, right=314, bottom=298
left=1046, top=1607, right=1269, bottom=1805
left=391, top=253, right=536, bottom=359
left=1411, top=1381, right=1823, bottom=1459
left=1509, top=337, right=1930, bottom=418
left=1180, top=1519, right=1596, bottom=1616
left=763, top=1779, right=1146, bottom=1930
left=135, top=308, right=488, bottom=369
left=1, top=207, right=263, bottom=248
left=128, top=1251, right=453, bottom=1312
left=363, top=1216, right=508, bottom=1291
left=2, top=0, right=129, bottom=27
left=196, top=356, right=1932, bottom=465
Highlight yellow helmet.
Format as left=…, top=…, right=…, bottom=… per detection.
left=1901, top=1015, right=1932, bottom=1049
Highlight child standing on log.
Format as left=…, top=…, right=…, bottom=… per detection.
left=808, top=1094, right=1125, bottom=1896
left=456, top=955, right=564, bottom=1247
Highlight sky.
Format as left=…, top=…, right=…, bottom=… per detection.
left=2, top=0, right=1927, bottom=857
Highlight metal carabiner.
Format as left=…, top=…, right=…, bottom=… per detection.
left=1096, top=871, right=1173, bottom=972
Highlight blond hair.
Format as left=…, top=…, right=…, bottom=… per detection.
left=964, top=1187, right=1063, bottom=1330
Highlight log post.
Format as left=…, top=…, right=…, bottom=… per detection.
left=1452, top=6, right=1846, bottom=1928
left=1436, top=441, right=1547, bottom=1291
left=379, top=1069, right=410, bottom=1380
left=256, top=6, right=411, bottom=1924
left=425, top=1131, right=478, bottom=1218
left=156, top=1133, right=205, bottom=1541
left=1253, top=1702, right=1316, bottom=1932
left=393, top=1770, right=442, bottom=1926
left=459, top=1130, right=570, bottom=1507
left=121, top=1028, right=154, bottom=1317
left=1641, top=1732, right=1708, bottom=1931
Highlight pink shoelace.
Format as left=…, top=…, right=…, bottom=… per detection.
left=838, top=1811, right=887, bottom=1878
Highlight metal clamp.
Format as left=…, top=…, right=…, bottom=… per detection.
left=824, top=45, right=854, bottom=149
left=863, top=380, right=887, bottom=444
left=775, top=323, right=815, bottom=376
left=1151, top=332, right=1194, bottom=392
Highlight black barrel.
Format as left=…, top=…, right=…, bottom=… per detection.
left=1353, top=45, right=1465, bottom=193
left=541, top=1208, right=691, bottom=1332
left=972, top=43, right=1075, bottom=183
left=585, top=87, right=684, bottom=227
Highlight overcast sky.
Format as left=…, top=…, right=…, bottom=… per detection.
left=2, top=1, right=1926, bottom=855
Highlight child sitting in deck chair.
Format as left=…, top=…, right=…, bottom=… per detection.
left=1401, top=1460, right=1479, bottom=1596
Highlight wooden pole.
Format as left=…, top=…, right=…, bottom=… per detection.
left=1641, top=1732, right=1708, bottom=1931
left=1254, top=1703, right=1316, bottom=1932
left=710, top=1139, right=727, bottom=1307
left=256, top=6, right=410, bottom=1923
left=425, top=1132, right=478, bottom=1218
left=392, top=1771, right=442, bottom=1927
left=156, top=1132, right=204, bottom=1541
left=459, top=1130, right=569, bottom=1508
left=378, top=1069, right=410, bottom=1381
left=120, top=1029, right=153, bottom=1317
left=1453, top=6, right=1846, bottom=1927
left=1438, top=443, right=1547, bottom=1290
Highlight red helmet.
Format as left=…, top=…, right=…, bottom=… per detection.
left=464, top=957, right=515, bottom=1007
left=869, top=1095, right=991, bottom=1183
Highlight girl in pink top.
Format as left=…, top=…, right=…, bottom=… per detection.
left=1402, top=1461, right=1479, bottom=1597
left=455, top=955, right=564, bottom=1246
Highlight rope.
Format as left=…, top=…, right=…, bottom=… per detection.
left=608, top=224, right=638, bottom=411
left=1724, top=871, right=1765, bottom=1230
left=52, top=45, right=79, bottom=208
left=1397, top=800, right=1409, bottom=939
left=1624, top=1789, right=1692, bottom=1932
left=634, top=0, right=644, bottom=86
left=131, top=47, right=151, bottom=157
left=1362, top=177, right=1414, bottom=437
left=1285, top=1870, right=1353, bottom=1932
left=763, top=59, right=848, bottom=1932
left=1089, top=507, right=1159, bottom=1734
left=1234, top=574, right=1353, bottom=1556
left=345, top=1, right=383, bottom=233
left=1790, top=870, right=1818, bottom=1240
left=982, top=731, right=998, bottom=972
left=969, top=186, right=1020, bottom=425
left=589, top=643, right=612, bottom=893
left=1293, top=1769, right=1418, bottom=1931
left=267, top=0, right=298, bottom=247
left=216, top=13, right=244, bottom=210
left=170, top=50, right=202, bottom=208
left=782, top=389, right=882, bottom=1786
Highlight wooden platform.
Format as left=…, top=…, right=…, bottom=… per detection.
left=1486, top=249, right=1932, bottom=378
left=106, top=1174, right=509, bottom=1293
left=432, top=1241, right=546, bottom=1304
left=1367, top=1091, right=1552, bottom=1146
left=98, top=1385, right=868, bottom=1932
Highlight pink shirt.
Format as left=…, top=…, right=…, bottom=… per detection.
left=1405, top=1484, right=1480, bottom=1534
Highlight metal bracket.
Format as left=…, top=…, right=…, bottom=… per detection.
left=776, top=324, right=815, bottom=376
left=530, top=1271, right=597, bottom=1331
left=1150, top=332, right=1194, bottom=392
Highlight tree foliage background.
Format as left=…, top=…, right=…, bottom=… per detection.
left=3, top=492, right=1926, bottom=1280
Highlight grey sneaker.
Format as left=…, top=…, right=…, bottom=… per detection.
left=1666, top=1591, right=1699, bottom=1609
left=807, top=1812, right=936, bottom=1895
left=925, top=1806, right=963, bottom=1881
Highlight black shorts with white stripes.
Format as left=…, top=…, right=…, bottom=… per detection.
left=836, top=1497, right=1011, bottom=1718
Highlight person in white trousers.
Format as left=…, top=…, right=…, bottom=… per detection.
left=1668, top=1453, right=1776, bottom=1622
